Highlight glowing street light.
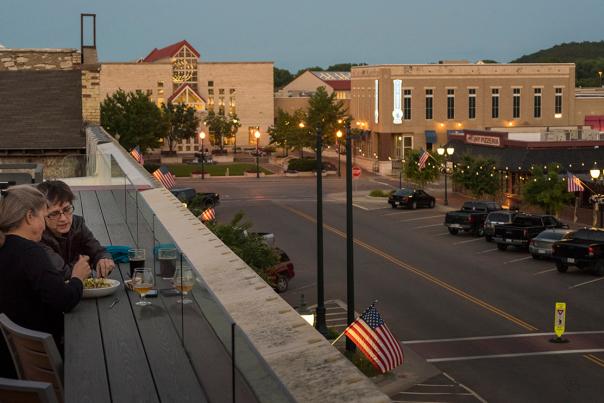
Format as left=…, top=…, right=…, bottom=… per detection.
left=254, top=130, right=261, bottom=178
left=199, top=130, right=206, bottom=180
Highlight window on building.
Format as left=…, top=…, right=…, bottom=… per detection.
left=186, top=137, right=190, bottom=145
left=513, top=88, right=521, bottom=119
left=229, top=88, right=236, bottom=94
left=229, top=96, right=236, bottom=115
left=194, top=145, right=199, bottom=151
left=425, top=89, right=433, bottom=120
left=177, top=146, right=183, bottom=151
left=491, top=88, right=499, bottom=118
left=146, top=89, right=153, bottom=96
left=468, top=88, right=476, bottom=120
left=533, top=88, right=542, bottom=118
left=208, top=96, right=214, bottom=112
left=208, top=89, right=214, bottom=95
left=157, top=81, right=164, bottom=88
left=248, top=126, right=260, bottom=145
left=395, top=135, right=413, bottom=160
left=219, top=89, right=225, bottom=95
left=447, top=89, right=455, bottom=119
left=555, top=88, right=563, bottom=115
left=193, top=136, right=199, bottom=144
left=186, top=146, right=191, bottom=151
left=208, top=81, right=214, bottom=87
left=403, top=89, right=412, bottom=120
left=156, top=97, right=164, bottom=107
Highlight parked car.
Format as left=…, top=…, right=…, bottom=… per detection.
left=388, top=188, right=435, bottom=209
left=493, top=214, right=568, bottom=251
left=444, top=201, right=501, bottom=236
left=529, top=229, right=575, bottom=259
left=552, top=228, right=604, bottom=275
left=484, top=210, right=519, bottom=242
left=267, top=248, right=295, bottom=292
left=171, top=188, right=220, bottom=208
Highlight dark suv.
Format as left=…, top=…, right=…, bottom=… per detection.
left=484, top=211, right=519, bottom=242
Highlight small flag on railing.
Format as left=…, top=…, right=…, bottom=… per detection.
left=153, top=165, right=176, bottom=189
left=418, top=150, right=430, bottom=170
left=567, top=172, right=584, bottom=192
left=343, top=303, right=404, bottom=374
left=130, top=146, right=144, bottom=164
left=199, top=207, right=216, bottom=223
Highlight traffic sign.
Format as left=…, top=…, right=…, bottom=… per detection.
left=554, top=302, right=566, bottom=338
left=352, top=166, right=361, bottom=179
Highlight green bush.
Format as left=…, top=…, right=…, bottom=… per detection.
left=288, top=158, right=319, bottom=172
left=144, top=163, right=160, bottom=173
left=369, top=189, right=390, bottom=197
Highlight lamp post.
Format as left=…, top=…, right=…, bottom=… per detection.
left=436, top=146, right=455, bottom=206
left=254, top=130, right=261, bottom=178
left=599, top=71, right=603, bottom=88
left=344, top=120, right=355, bottom=352
left=315, top=125, right=328, bottom=337
left=232, top=118, right=238, bottom=155
left=336, top=130, right=343, bottom=177
left=590, top=168, right=603, bottom=227
left=199, top=131, right=206, bottom=180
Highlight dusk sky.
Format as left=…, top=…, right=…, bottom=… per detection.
left=2, top=0, right=603, bottom=71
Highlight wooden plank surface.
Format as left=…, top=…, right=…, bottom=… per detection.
left=71, top=190, right=160, bottom=403
left=98, top=191, right=207, bottom=403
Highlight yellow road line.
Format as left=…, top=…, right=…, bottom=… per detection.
left=584, top=354, right=604, bottom=368
left=279, top=204, right=538, bottom=332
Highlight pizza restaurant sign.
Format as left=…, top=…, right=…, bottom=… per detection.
left=466, top=134, right=502, bottom=147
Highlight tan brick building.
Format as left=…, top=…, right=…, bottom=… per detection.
left=99, top=40, right=274, bottom=154
left=350, top=62, right=604, bottom=173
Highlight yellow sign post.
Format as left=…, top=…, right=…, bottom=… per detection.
left=551, top=302, right=569, bottom=343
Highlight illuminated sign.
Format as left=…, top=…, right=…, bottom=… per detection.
left=392, top=79, right=403, bottom=124
left=466, top=134, right=501, bottom=147
left=374, top=79, right=379, bottom=124
left=554, top=302, right=566, bottom=338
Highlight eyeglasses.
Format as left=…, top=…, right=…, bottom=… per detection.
left=46, top=205, right=74, bottom=220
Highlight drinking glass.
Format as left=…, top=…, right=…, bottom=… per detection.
left=172, top=266, right=195, bottom=304
left=128, top=248, right=146, bottom=278
left=132, top=268, right=154, bottom=306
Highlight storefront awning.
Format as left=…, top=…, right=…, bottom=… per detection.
left=425, top=130, right=437, bottom=144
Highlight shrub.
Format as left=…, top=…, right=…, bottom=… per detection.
left=369, top=189, right=390, bottom=197
left=144, top=163, right=160, bottom=173
left=288, top=158, right=319, bottom=172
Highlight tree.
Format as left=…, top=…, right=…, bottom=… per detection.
left=274, top=67, right=294, bottom=89
left=205, top=212, right=279, bottom=280
left=100, top=89, right=167, bottom=151
left=522, top=164, right=574, bottom=216
left=203, top=111, right=240, bottom=152
left=452, top=155, right=500, bottom=198
left=294, top=66, right=324, bottom=78
left=403, top=150, right=441, bottom=189
left=268, top=109, right=294, bottom=156
left=306, top=87, right=347, bottom=150
left=161, top=102, right=200, bottom=152
left=326, top=63, right=367, bottom=71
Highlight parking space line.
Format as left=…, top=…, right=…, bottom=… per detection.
left=400, top=215, right=442, bottom=222
left=584, top=354, right=604, bottom=368
left=476, top=248, right=498, bottom=254
left=414, top=223, right=442, bottom=229
left=534, top=268, right=557, bottom=275
left=504, top=256, right=533, bottom=264
left=435, top=232, right=451, bottom=236
left=453, top=238, right=484, bottom=245
left=426, top=348, right=604, bottom=363
left=352, top=204, right=369, bottom=210
left=380, top=210, right=419, bottom=217
left=569, top=277, right=604, bottom=289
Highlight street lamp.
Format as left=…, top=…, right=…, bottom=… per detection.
left=599, top=71, right=603, bottom=87
left=590, top=168, right=603, bottom=227
left=199, top=131, right=206, bottom=180
left=336, top=130, right=343, bottom=177
left=254, top=130, right=261, bottom=178
left=232, top=118, right=239, bottom=155
left=344, top=119, right=355, bottom=352
left=437, top=146, right=455, bottom=206
left=314, top=124, right=328, bottom=337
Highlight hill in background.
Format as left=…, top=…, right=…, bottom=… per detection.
left=512, top=41, right=604, bottom=87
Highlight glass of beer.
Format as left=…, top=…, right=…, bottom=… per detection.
left=132, top=268, right=154, bottom=306
left=128, top=248, right=146, bottom=278
left=172, top=265, right=195, bottom=305
left=158, top=247, right=177, bottom=278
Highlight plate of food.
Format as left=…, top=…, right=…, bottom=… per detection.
left=82, top=278, right=121, bottom=298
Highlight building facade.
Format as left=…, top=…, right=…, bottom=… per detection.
left=348, top=62, right=604, bottom=173
left=99, top=40, right=274, bottom=154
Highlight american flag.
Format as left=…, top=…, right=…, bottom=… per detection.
left=130, top=146, right=144, bottom=164
left=418, top=150, right=430, bottom=170
left=567, top=172, right=584, bottom=192
left=343, top=304, right=404, bottom=374
left=153, top=165, right=176, bottom=189
left=199, top=207, right=215, bottom=223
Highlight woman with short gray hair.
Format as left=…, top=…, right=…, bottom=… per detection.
left=0, top=185, right=90, bottom=379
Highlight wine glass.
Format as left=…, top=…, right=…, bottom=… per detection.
left=132, top=268, right=154, bottom=306
left=172, top=266, right=195, bottom=304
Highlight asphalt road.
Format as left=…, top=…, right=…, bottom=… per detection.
left=180, top=175, right=604, bottom=403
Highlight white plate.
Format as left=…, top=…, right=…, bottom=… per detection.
left=82, top=279, right=121, bottom=299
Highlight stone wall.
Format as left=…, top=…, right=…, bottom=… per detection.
left=82, top=68, right=101, bottom=124
left=0, top=49, right=80, bottom=71
left=0, top=155, right=86, bottom=180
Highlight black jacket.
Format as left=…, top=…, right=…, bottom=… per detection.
left=0, top=234, right=83, bottom=378
left=40, top=215, right=112, bottom=279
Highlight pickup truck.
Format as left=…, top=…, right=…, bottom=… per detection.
left=444, top=201, right=501, bottom=236
left=552, top=228, right=604, bottom=275
left=171, top=187, right=220, bottom=208
left=493, top=214, right=568, bottom=251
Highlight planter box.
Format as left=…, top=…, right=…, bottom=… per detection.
left=191, top=173, right=210, bottom=178
left=313, top=171, right=328, bottom=177
left=298, top=171, right=314, bottom=177
left=285, top=172, right=299, bottom=177
left=161, top=156, right=182, bottom=164
left=213, top=155, right=234, bottom=163
left=244, top=171, right=265, bottom=177
left=325, top=170, right=337, bottom=176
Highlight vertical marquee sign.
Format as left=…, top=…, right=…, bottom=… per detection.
left=374, top=79, right=379, bottom=124
left=392, top=79, right=403, bottom=124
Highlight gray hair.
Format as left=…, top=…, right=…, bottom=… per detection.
left=0, top=185, right=47, bottom=247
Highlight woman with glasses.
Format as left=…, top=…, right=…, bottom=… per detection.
left=0, top=185, right=90, bottom=378
left=37, top=181, right=115, bottom=279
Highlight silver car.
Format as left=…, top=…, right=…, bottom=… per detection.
left=529, top=229, right=575, bottom=259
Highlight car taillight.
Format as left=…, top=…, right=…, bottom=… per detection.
left=588, top=246, right=595, bottom=256
left=529, top=239, right=533, bottom=246
left=468, top=216, right=474, bottom=222
left=523, top=229, right=528, bottom=238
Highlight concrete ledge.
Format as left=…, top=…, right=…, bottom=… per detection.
left=141, top=188, right=390, bottom=403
